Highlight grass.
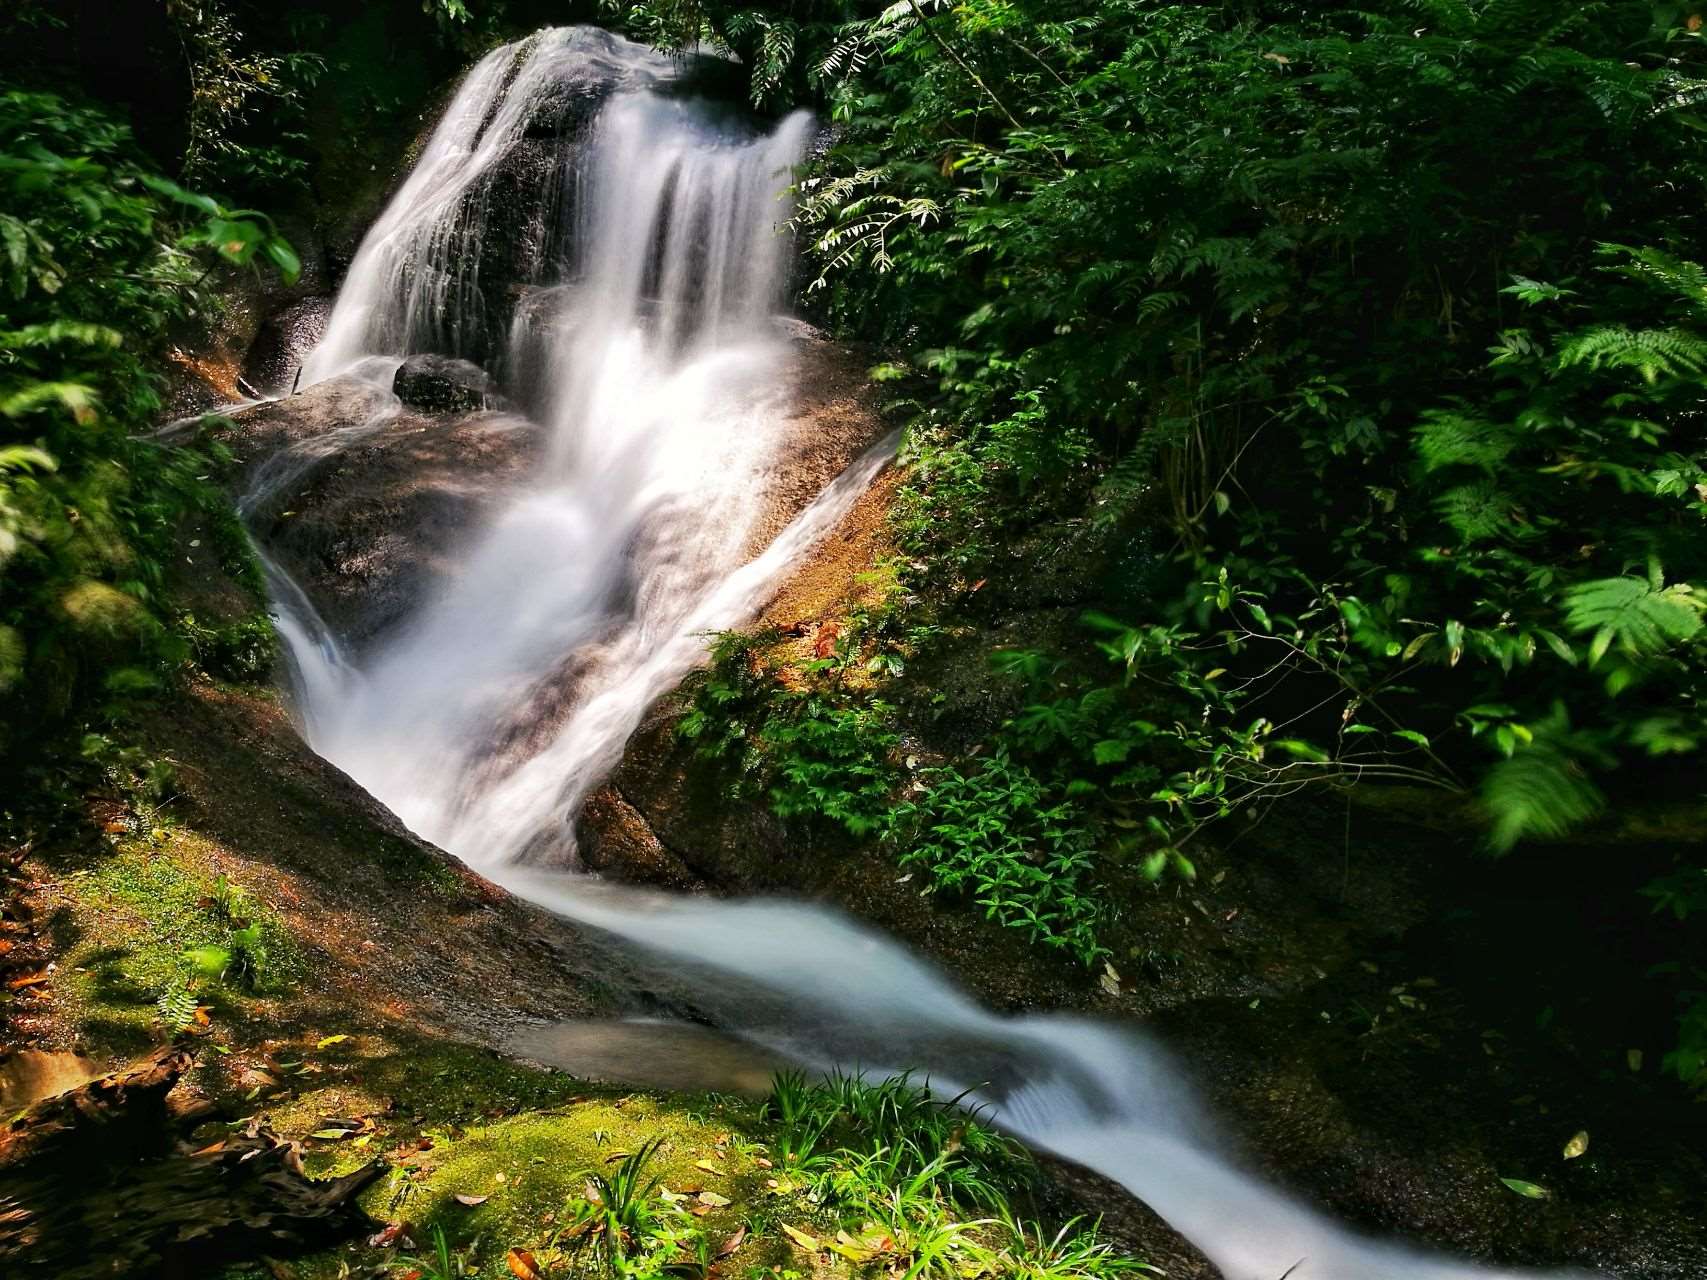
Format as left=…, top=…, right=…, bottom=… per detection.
left=240, top=1062, right=1150, bottom=1280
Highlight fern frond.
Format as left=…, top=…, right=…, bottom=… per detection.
left=1555, top=326, right=1707, bottom=381
left=1482, top=744, right=1604, bottom=851
left=1414, top=410, right=1518, bottom=473
left=1435, top=480, right=1514, bottom=541
left=1562, top=573, right=1704, bottom=661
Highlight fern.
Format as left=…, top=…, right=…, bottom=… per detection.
left=1562, top=572, right=1704, bottom=662
left=1482, top=742, right=1605, bottom=851
left=1556, top=326, right=1707, bottom=381
left=1414, top=410, right=1518, bottom=473
left=154, top=981, right=200, bottom=1035
left=1434, top=480, right=1514, bottom=542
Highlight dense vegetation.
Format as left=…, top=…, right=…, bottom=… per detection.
left=5, top=0, right=1704, bottom=1096
left=639, top=1, right=1707, bottom=1083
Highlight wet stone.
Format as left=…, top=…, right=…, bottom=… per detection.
left=392, top=354, right=499, bottom=414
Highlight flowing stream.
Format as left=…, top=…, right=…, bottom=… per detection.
left=251, top=27, right=1592, bottom=1280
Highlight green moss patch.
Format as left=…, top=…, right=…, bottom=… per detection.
left=55, top=830, right=307, bottom=1046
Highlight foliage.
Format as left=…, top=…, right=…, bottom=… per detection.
left=647, top=0, right=1707, bottom=1070
left=0, top=90, right=291, bottom=752
left=893, top=752, right=1107, bottom=964
left=755, top=1072, right=1146, bottom=1280
left=564, top=1137, right=683, bottom=1274
left=165, top=0, right=327, bottom=191
left=680, top=629, right=902, bottom=836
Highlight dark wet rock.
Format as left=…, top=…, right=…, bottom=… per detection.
left=252, top=409, right=537, bottom=657
left=575, top=786, right=703, bottom=890
left=217, top=330, right=889, bottom=660
left=393, top=353, right=501, bottom=414
left=242, top=296, right=333, bottom=397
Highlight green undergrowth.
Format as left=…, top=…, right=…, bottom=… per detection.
left=51, top=830, right=308, bottom=1050
left=679, top=609, right=1128, bottom=969
left=251, top=1060, right=1144, bottom=1280
left=654, top=0, right=1707, bottom=1084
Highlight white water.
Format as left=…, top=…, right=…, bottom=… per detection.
left=258, top=27, right=1596, bottom=1280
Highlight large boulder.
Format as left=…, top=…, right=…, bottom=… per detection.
left=393, top=353, right=501, bottom=414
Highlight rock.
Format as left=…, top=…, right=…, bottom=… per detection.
left=241, top=296, right=332, bottom=397
left=0, top=1049, right=384, bottom=1277
left=575, top=785, right=703, bottom=890
left=250, top=407, right=538, bottom=657
left=393, top=353, right=499, bottom=414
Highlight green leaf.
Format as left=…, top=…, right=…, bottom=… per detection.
left=1562, top=575, right=1702, bottom=661
left=262, top=237, right=302, bottom=285
left=1499, top=1177, right=1551, bottom=1200
left=1482, top=747, right=1604, bottom=852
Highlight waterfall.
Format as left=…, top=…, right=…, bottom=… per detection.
left=256, top=27, right=1596, bottom=1280
left=289, top=28, right=822, bottom=861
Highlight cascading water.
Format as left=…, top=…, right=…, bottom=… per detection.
left=254, top=26, right=1596, bottom=1280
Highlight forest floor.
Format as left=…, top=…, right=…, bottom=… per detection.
left=0, top=668, right=1171, bottom=1280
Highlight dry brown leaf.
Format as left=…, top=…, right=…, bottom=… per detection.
left=716, top=1225, right=747, bottom=1258
left=506, top=1248, right=543, bottom=1280
left=7, top=972, right=49, bottom=990
left=368, top=1222, right=406, bottom=1249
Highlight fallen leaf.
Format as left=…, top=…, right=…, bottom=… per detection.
left=309, top=1128, right=355, bottom=1140
left=716, top=1225, right=747, bottom=1258
left=455, top=1193, right=490, bottom=1206
left=506, top=1249, right=543, bottom=1280
left=190, top=1140, right=226, bottom=1157
left=317, top=1034, right=350, bottom=1049
left=779, top=1224, right=820, bottom=1251
left=368, top=1222, right=406, bottom=1248
left=690, top=1204, right=712, bottom=1217
left=697, top=1191, right=731, bottom=1208
left=602, top=1150, right=633, bottom=1163
left=1562, top=1131, right=1589, bottom=1160
left=1499, top=1177, right=1551, bottom=1200
left=7, top=972, right=49, bottom=990
left=694, top=1159, right=725, bottom=1176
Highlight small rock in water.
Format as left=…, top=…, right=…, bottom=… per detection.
left=393, top=354, right=498, bottom=414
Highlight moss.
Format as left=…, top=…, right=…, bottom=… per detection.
left=231, top=1037, right=773, bottom=1280
left=56, top=830, right=308, bottom=1045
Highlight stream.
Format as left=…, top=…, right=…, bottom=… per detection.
left=245, top=27, right=1593, bottom=1280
